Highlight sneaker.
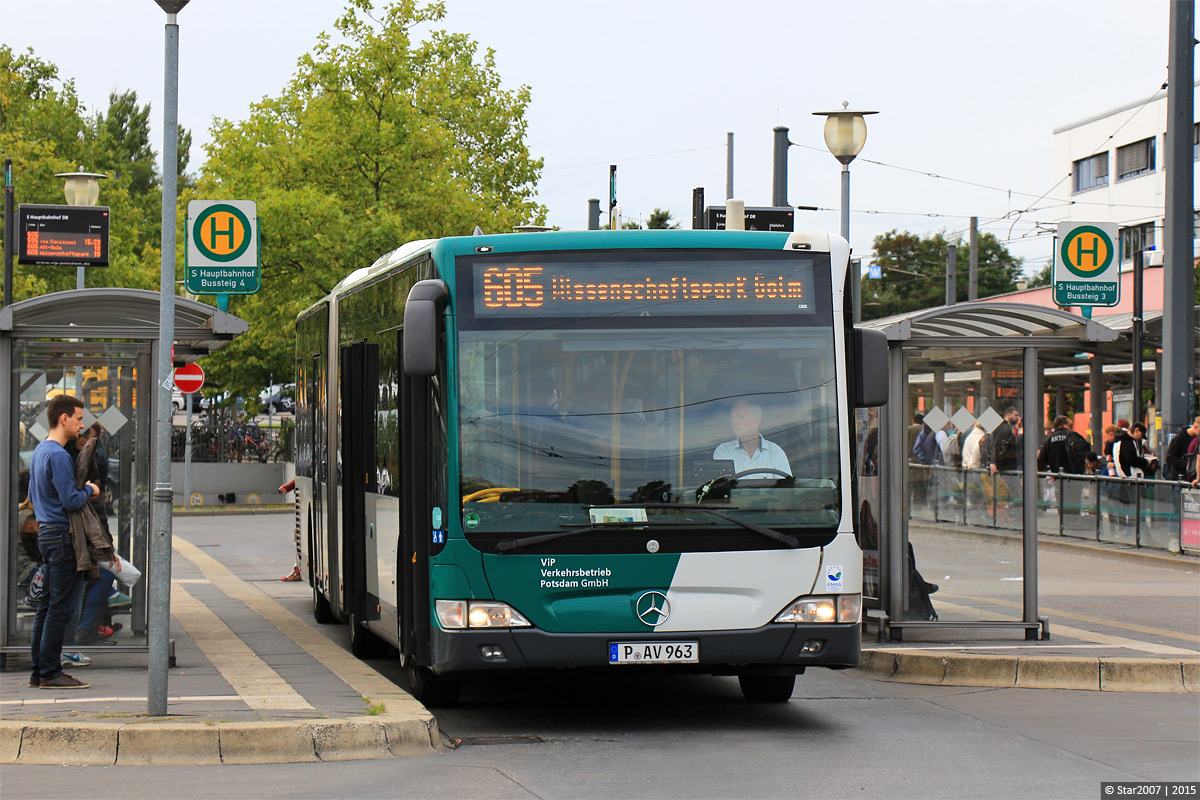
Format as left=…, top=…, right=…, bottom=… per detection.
left=40, top=673, right=89, bottom=689
left=61, top=652, right=91, bottom=667
left=280, top=565, right=302, bottom=582
left=97, top=625, right=115, bottom=639
left=29, top=675, right=38, bottom=687
left=108, top=592, right=132, bottom=608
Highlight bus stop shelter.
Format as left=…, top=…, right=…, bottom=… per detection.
left=860, top=302, right=1119, bottom=641
left=0, top=288, right=247, bottom=662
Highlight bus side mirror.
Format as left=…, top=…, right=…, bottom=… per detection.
left=403, top=279, right=448, bottom=377
left=853, top=327, right=889, bottom=408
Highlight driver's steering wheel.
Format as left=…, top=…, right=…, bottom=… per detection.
left=696, top=468, right=791, bottom=502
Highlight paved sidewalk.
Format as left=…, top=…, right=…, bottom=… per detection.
left=856, top=522, right=1200, bottom=693
left=2, top=511, right=1196, bottom=766
left=1, top=529, right=437, bottom=766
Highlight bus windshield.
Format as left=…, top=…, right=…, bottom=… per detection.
left=456, top=252, right=842, bottom=543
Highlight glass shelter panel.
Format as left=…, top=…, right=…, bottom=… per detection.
left=6, top=342, right=151, bottom=650
left=903, top=348, right=1027, bottom=623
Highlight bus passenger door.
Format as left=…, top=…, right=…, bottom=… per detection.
left=398, top=329, right=434, bottom=667
left=340, top=342, right=380, bottom=624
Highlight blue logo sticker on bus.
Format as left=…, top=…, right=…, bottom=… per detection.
left=825, top=565, right=843, bottom=592
left=432, top=530, right=446, bottom=545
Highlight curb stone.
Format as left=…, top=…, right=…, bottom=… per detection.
left=0, top=714, right=439, bottom=766
left=855, top=649, right=1199, bottom=693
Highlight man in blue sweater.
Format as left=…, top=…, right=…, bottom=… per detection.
left=28, top=394, right=99, bottom=689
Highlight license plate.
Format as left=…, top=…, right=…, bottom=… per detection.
left=609, top=641, right=699, bottom=664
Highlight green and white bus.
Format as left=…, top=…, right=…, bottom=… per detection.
left=294, top=229, right=887, bottom=706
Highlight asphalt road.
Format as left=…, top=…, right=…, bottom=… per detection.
left=3, top=514, right=1197, bottom=799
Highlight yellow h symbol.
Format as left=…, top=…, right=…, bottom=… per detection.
left=208, top=213, right=238, bottom=253
left=1071, top=233, right=1102, bottom=268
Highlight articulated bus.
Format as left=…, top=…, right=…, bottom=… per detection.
left=294, top=229, right=887, bottom=706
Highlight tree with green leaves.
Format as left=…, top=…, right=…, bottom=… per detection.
left=194, top=0, right=545, bottom=400
left=0, top=46, right=190, bottom=299
left=861, top=229, right=1023, bottom=320
left=646, top=208, right=679, bottom=229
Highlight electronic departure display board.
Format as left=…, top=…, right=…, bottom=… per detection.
left=470, top=260, right=816, bottom=318
left=17, top=204, right=110, bottom=267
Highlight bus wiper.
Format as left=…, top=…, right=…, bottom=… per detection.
left=496, top=519, right=709, bottom=554
left=600, top=502, right=800, bottom=549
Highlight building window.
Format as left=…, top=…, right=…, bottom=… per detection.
left=1119, top=222, right=1155, bottom=263
left=1116, top=137, right=1156, bottom=180
left=1073, top=153, right=1108, bottom=192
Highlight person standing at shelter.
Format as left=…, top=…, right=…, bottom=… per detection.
left=1037, top=415, right=1091, bottom=516
left=982, top=407, right=1021, bottom=517
left=28, top=395, right=99, bottom=690
left=1163, top=417, right=1200, bottom=482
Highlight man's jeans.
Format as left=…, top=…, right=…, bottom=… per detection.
left=30, top=528, right=83, bottom=682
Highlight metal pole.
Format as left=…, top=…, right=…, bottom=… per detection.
left=886, top=344, right=906, bottom=635
left=1162, top=0, right=1196, bottom=437
left=1022, top=346, right=1039, bottom=638
left=150, top=3, right=186, bottom=716
left=608, top=165, right=617, bottom=225
left=968, top=216, right=979, bottom=301
left=3, top=159, right=13, bottom=307
left=842, top=165, right=859, bottom=324
left=726, top=132, right=734, bottom=200
left=184, top=399, right=192, bottom=507
left=946, top=244, right=957, bottom=306
left=1132, top=249, right=1144, bottom=425
left=772, top=126, right=789, bottom=207
left=1089, top=354, right=1104, bottom=452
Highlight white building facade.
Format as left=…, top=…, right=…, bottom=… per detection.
left=1052, top=81, right=1198, bottom=266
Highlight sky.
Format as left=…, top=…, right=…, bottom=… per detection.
left=2, top=0, right=1179, bottom=275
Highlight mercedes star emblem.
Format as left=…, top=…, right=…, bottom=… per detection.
left=636, top=591, right=670, bottom=626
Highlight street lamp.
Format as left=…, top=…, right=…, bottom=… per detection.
left=813, top=102, right=877, bottom=323
left=55, top=168, right=108, bottom=289
left=55, top=168, right=108, bottom=207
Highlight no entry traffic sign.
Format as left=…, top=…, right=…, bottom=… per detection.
left=173, top=363, right=205, bottom=394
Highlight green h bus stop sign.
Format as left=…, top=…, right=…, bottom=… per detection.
left=186, top=200, right=260, bottom=295
left=1054, top=221, right=1119, bottom=310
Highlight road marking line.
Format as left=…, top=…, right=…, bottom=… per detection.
left=173, top=536, right=424, bottom=715
left=871, top=644, right=1115, bottom=652
left=932, top=599, right=1198, bottom=657
left=1, top=695, right=243, bottom=707
left=170, top=581, right=314, bottom=711
left=941, top=592, right=1200, bottom=644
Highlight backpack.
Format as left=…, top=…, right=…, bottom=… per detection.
left=1065, top=431, right=1091, bottom=474
left=1186, top=448, right=1199, bottom=484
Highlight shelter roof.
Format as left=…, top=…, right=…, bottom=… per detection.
left=0, top=289, right=248, bottom=360
left=863, top=302, right=1119, bottom=345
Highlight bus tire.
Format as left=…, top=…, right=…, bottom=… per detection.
left=313, top=584, right=336, bottom=624
left=405, top=665, right=461, bottom=708
left=737, top=673, right=796, bottom=703
left=348, top=615, right=390, bottom=659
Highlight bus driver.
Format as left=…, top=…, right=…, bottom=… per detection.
left=713, top=399, right=792, bottom=479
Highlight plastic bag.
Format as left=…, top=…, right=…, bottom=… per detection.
left=109, top=554, right=142, bottom=588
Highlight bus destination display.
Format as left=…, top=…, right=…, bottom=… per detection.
left=17, top=204, right=110, bottom=267
left=472, top=260, right=815, bottom=318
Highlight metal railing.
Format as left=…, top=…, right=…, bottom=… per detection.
left=909, top=463, right=1192, bottom=553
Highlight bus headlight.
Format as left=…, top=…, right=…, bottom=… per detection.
left=774, top=594, right=861, bottom=624
left=436, top=600, right=532, bottom=630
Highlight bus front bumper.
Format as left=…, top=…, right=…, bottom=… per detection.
left=430, top=623, right=860, bottom=675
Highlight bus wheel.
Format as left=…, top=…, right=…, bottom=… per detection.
left=738, top=673, right=795, bottom=703
left=349, top=615, right=389, bottom=659
left=404, top=665, right=461, bottom=708
left=313, top=585, right=336, bottom=624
